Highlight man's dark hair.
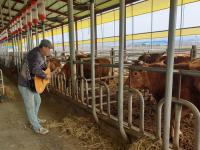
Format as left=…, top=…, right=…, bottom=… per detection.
left=39, top=39, right=52, bottom=49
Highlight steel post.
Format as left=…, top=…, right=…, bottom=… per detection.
left=51, top=29, right=54, bottom=52
left=27, top=30, right=30, bottom=51
left=62, top=25, right=65, bottom=51
left=110, top=48, right=115, bottom=76
left=173, top=75, right=182, bottom=149
left=20, top=33, right=23, bottom=62
left=30, top=28, right=33, bottom=49
left=75, top=21, right=79, bottom=54
left=94, top=13, right=97, bottom=57
left=42, top=22, right=45, bottom=39
left=11, top=36, right=15, bottom=64
left=163, top=1, right=178, bottom=148
left=90, top=0, right=99, bottom=124
left=68, top=0, right=77, bottom=100
left=35, top=25, right=39, bottom=46
left=118, top=0, right=128, bottom=141
left=80, top=60, right=84, bottom=103
left=128, top=93, right=133, bottom=127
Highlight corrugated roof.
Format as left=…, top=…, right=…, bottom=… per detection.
left=0, top=0, right=141, bottom=32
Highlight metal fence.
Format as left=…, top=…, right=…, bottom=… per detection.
left=44, top=57, right=200, bottom=150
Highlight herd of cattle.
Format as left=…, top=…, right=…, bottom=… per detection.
left=125, top=52, right=200, bottom=136
left=49, top=53, right=111, bottom=80
left=48, top=51, right=200, bottom=137
left=126, top=53, right=200, bottom=112
left=48, top=52, right=200, bottom=114
left=48, top=52, right=200, bottom=135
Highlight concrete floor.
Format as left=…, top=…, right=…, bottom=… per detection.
left=0, top=76, right=86, bottom=150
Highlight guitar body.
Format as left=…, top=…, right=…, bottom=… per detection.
left=34, top=67, right=51, bottom=94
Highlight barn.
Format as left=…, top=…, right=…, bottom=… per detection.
left=0, top=0, right=200, bottom=150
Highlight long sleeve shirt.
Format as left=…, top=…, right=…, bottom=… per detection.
left=18, top=47, right=47, bottom=87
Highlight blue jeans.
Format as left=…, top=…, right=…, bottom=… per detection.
left=18, top=85, right=42, bottom=131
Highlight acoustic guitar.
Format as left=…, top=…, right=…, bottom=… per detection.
left=34, top=63, right=59, bottom=94
left=34, top=63, right=51, bottom=94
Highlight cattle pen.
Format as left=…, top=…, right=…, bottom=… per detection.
left=0, top=0, right=200, bottom=150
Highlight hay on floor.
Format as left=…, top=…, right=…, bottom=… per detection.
left=129, top=136, right=161, bottom=150
left=44, top=114, right=120, bottom=150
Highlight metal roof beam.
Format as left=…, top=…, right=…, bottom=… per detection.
left=47, top=3, right=68, bottom=18
left=46, top=18, right=64, bottom=24
left=0, top=0, right=7, bottom=9
left=57, top=0, right=89, bottom=11
left=12, top=0, right=24, bottom=4
left=3, top=6, right=19, bottom=12
left=76, top=0, right=141, bottom=21
left=73, top=1, right=89, bottom=10
left=46, top=8, right=67, bottom=17
left=47, top=1, right=58, bottom=9
left=2, top=13, right=15, bottom=18
left=11, top=1, right=18, bottom=10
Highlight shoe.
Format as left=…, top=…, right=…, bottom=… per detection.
left=35, top=127, right=49, bottom=135
left=38, top=118, right=47, bottom=123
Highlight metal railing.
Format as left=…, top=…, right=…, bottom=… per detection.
left=156, top=98, right=200, bottom=150
left=128, top=64, right=200, bottom=149
left=0, top=69, right=5, bottom=97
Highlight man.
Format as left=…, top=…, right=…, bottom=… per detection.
left=18, top=39, right=52, bottom=135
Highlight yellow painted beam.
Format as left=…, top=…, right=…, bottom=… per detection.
left=74, top=27, right=200, bottom=43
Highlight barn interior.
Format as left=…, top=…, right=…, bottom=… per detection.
left=0, top=0, right=200, bottom=150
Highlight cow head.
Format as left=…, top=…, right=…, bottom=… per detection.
left=138, top=52, right=166, bottom=64
left=138, top=53, right=151, bottom=63
left=48, top=58, right=62, bottom=73
left=125, top=63, right=149, bottom=89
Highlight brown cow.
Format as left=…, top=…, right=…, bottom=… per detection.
left=61, top=53, right=89, bottom=79
left=125, top=61, right=200, bottom=138
left=61, top=53, right=111, bottom=81
left=138, top=52, right=166, bottom=64
left=126, top=63, right=166, bottom=101
left=126, top=61, right=200, bottom=109
left=172, top=58, right=200, bottom=99
left=48, top=58, right=62, bottom=72
left=188, top=59, right=200, bottom=102
left=189, top=58, right=200, bottom=70
left=138, top=52, right=190, bottom=65
left=156, top=53, right=190, bottom=64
